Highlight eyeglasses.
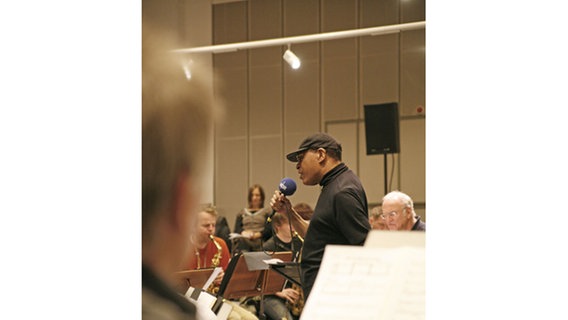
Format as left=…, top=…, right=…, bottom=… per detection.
left=296, top=148, right=323, bottom=162
left=296, top=149, right=315, bottom=162
left=380, top=208, right=406, bottom=220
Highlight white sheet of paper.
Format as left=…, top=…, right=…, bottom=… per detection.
left=202, top=267, right=223, bottom=290
left=263, top=258, right=284, bottom=265
left=228, top=232, right=249, bottom=240
left=300, top=245, right=425, bottom=320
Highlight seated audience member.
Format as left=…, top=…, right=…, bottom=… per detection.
left=142, top=23, right=221, bottom=319
left=262, top=213, right=304, bottom=320
left=369, top=205, right=388, bottom=230
left=233, top=184, right=272, bottom=253
left=292, top=202, right=314, bottom=221
left=381, top=191, right=425, bottom=231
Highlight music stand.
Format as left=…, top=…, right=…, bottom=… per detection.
left=173, top=268, right=216, bottom=294
left=212, top=251, right=292, bottom=316
left=270, top=262, right=302, bottom=287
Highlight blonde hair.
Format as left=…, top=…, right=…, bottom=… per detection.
left=200, top=204, right=219, bottom=218
left=142, top=25, right=222, bottom=244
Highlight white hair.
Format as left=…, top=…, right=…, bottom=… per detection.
left=382, top=190, right=415, bottom=215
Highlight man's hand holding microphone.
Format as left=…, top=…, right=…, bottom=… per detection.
left=269, top=178, right=309, bottom=237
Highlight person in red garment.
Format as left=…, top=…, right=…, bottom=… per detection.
left=186, top=205, right=230, bottom=288
left=186, top=205, right=260, bottom=320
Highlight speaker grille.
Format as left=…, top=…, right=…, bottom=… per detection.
left=364, top=102, right=400, bottom=155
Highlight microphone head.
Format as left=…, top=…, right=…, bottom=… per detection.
left=278, top=178, right=297, bottom=196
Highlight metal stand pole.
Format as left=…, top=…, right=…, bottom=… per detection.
left=384, top=153, right=388, bottom=196
left=258, top=270, right=270, bottom=320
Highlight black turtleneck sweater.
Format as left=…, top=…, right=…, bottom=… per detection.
left=299, top=163, right=370, bottom=300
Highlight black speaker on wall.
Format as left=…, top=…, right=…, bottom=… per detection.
left=364, top=102, right=400, bottom=155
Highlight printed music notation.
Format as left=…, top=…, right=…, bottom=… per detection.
left=300, top=244, right=425, bottom=320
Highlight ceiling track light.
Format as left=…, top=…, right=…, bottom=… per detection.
left=283, top=44, right=301, bottom=69
left=172, top=21, right=425, bottom=54
left=173, top=21, right=425, bottom=77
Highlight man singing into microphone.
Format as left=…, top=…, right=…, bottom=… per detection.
left=270, top=132, right=371, bottom=300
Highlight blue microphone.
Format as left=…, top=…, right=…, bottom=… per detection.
left=278, top=177, right=297, bottom=196
left=268, top=178, right=297, bottom=222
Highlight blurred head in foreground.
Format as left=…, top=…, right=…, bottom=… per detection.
left=142, top=24, right=223, bottom=283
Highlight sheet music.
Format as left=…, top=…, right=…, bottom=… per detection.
left=300, top=245, right=425, bottom=320
left=243, top=252, right=272, bottom=271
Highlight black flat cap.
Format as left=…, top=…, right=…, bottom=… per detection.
left=286, top=133, right=342, bottom=162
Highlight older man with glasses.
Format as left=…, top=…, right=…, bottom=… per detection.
left=381, top=190, right=426, bottom=231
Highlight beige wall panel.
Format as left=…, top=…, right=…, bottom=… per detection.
left=321, top=0, right=357, bottom=31
left=400, top=29, right=425, bottom=116
left=214, top=54, right=248, bottom=138
left=287, top=40, right=319, bottom=63
left=214, top=50, right=248, bottom=69
left=284, top=44, right=320, bottom=133
left=213, top=1, right=248, bottom=44
left=215, top=138, right=248, bottom=229
left=284, top=0, right=320, bottom=36
left=359, top=124, right=382, bottom=205
left=358, top=120, right=399, bottom=204
left=142, top=1, right=179, bottom=36
left=359, top=143, right=382, bottom=205
left=360, top=0, right=399, bottom=27
left=250, top=47, right=283, bottom=136
left=401, top=0, right=426, bottom=22
left=250, top=0, right=282, bottom=40
left=327, top=122, right=359, bottom=174
left=250, top=136, right=283, bottom=197
left=360, top=34, right=399, bottom=108
left=399, top=118, right=425, bottom=203
left=322, top=39, right=358, bottom=121
left=283, top=0, right=321, bottom=134
left=143, top=0, right=211, bottom=45
left=321, top=0, right=358, bottom=122
left=250, top=46, right=281, bottom=66
left=183, top=0, right=212, bottom=46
